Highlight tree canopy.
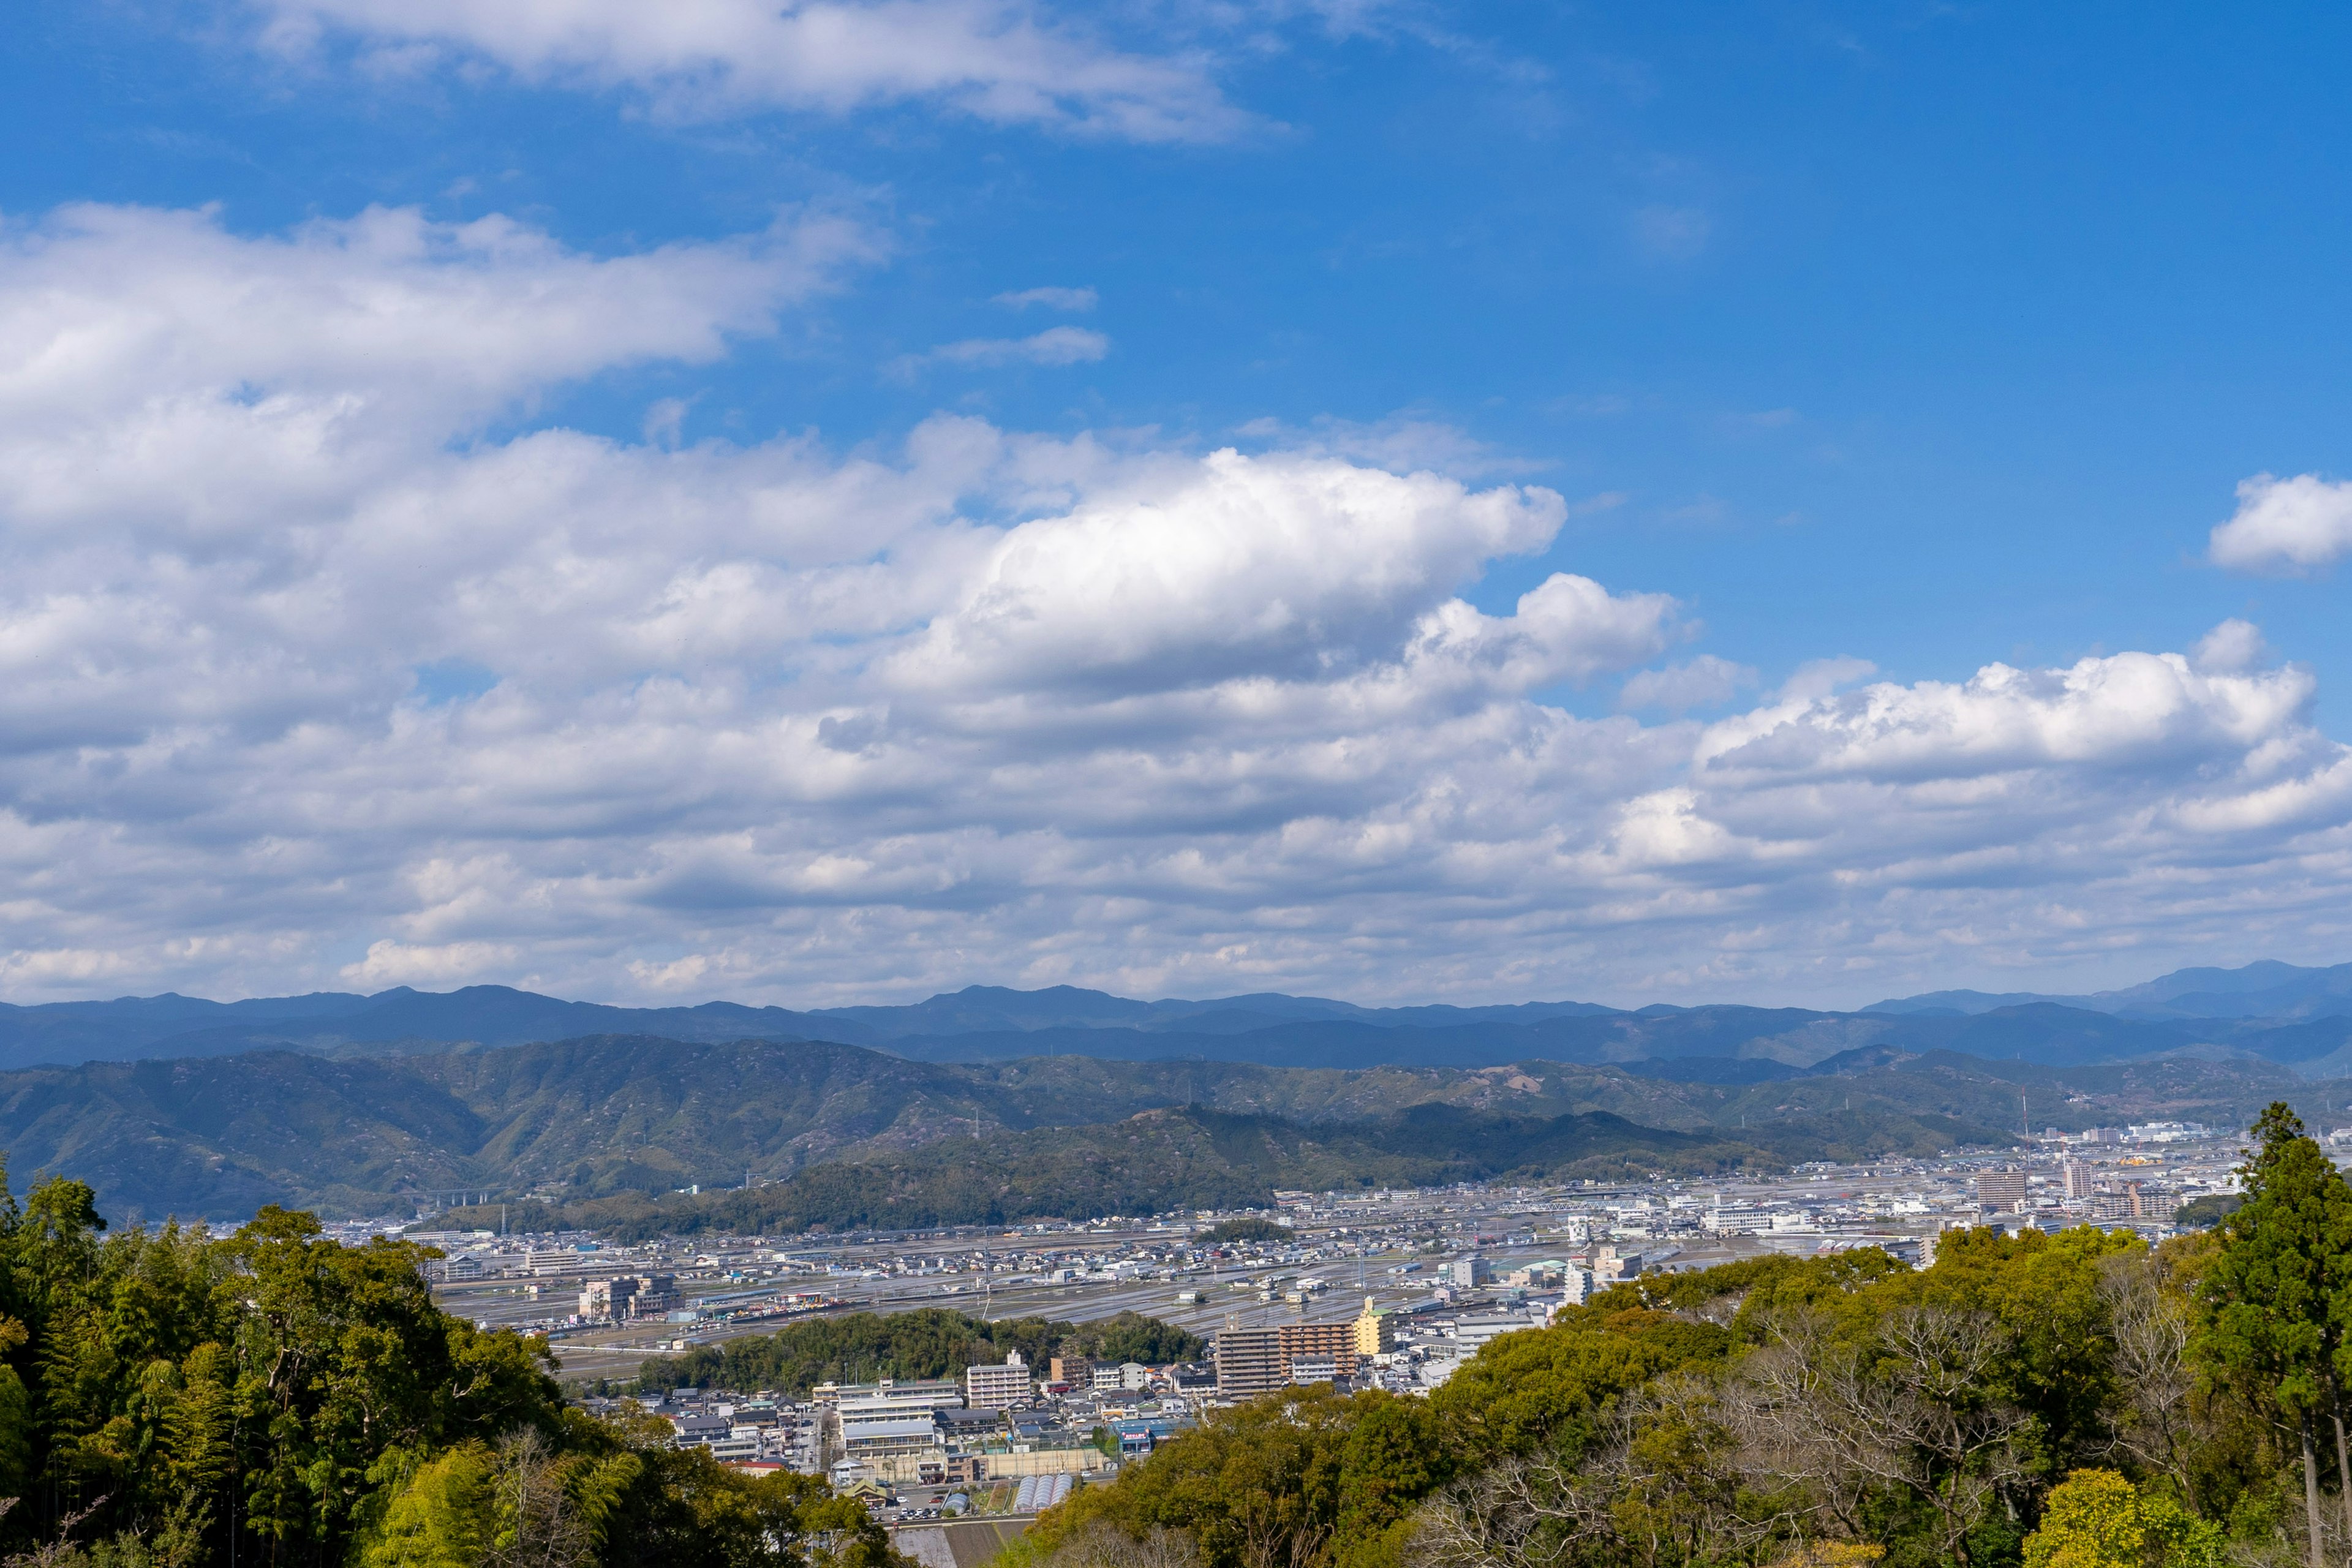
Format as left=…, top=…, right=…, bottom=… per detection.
left=0, top=1163, right=900, bottom=1568
left=1014, top=1110, right=2352, bottom=1568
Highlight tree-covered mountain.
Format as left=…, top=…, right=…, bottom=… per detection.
left=429, top=1102, right=1828, bottom=1239
left=0, top=1027, right=2340, bottom=1224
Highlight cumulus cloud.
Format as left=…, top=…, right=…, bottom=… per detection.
left=993, top=285, right=1097, bottom=311
left=247, top=0, right=1243, bottom=140
left=886, top=450, right=1575, bottom=695
left=2209, top=471, right=2352, bottom=574
left=888, top=325, right=1109, bottom=377
left=1619, top=655, right=1758, bottom=715
left=6, top=202, right=2352, bottom=1008
left=2193, top=617, right=2271, bottom=674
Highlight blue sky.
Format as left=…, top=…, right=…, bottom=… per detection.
left=1, top=1, right=2348, bottom=1007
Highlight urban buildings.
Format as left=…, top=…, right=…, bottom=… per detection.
left=1210, top=1326, right=1287, bottom=1400
left=1975, top=1170, right=2029, bottom=1212
left=965, top=1351, right=1034, bottom=1411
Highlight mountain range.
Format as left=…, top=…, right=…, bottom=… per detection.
left=0, top=959, right=2344, bottom=1226
left=4, top=959, right=2351, bottom=1077
left=0, top=1023, right=2330, bottom=1223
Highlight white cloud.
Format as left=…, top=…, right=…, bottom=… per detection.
left=2192, top=617, right=2271, bottom=675
left=5, top=202, right=2352, bottom=1009
left=1776, top=656, right=1876, bottom=703
left=889, top=325, right=1110, bottom=378
left=1229, top=413, right=1555, bottom=480
left=2209, top=471, right=2352, bottom=574
left=993, top=285, right=1097, bottom=311
left=248, top=0, right=1244, bottom=141
left=884, top=450, right=1575, bottom=695
left=341, top=938, right=521, bottom=986
left=1619, top=655, right=1758, bottom=715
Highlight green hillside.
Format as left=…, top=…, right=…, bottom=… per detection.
left=0, top=1028, right=2314, bottom=1224
left=426, top=1100, right=1987, bottom=1239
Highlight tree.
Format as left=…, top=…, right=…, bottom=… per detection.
left=2096, top=1251, right=2196, bottom=1508
left=2021, top=1469, right=2222, bottom=1568
left=2193, top=1103, right=2352, bottom=1568
left=1730, top=1303, right=2029, bottom=1568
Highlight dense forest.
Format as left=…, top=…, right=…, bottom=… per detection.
left=0, top=1163, right=900, bottom=1567
left=1008, top=1103, right=2352, bottom=1568
left=624, top=1309, right=1205, bottom=1398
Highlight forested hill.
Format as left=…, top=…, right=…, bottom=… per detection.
left=0, top=1028, right=2332, bottom=1224
left=427, top=1104, right=1806, bottom=1239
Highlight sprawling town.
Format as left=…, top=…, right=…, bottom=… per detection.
left=365, top=1121, right=2256, bottom=1551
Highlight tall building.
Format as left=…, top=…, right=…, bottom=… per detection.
left=1278, top=1321, right=1359, bottom=1380
left=1352, top=1298, right=1394, bottom=1357
left=1975, top=1169, right=2029, bottom=1212
left=2062, top=1161, right=2092, bottom=1200
left=1441, top=1254, right=1489, bottom=1288
left=1212, top=1327, right=1286, bottom=1400
left=1047, top=1355, right=1094, bottom=1388
left=963, top=1350, right=1033, bottom=1411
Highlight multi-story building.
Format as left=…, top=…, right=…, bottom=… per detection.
left=1441, top=1255, right=1489, bottom=1288
left=814, top=1379, right=963, bottom=1415
left=1279, top=1320, right=1360, bottom=1379
left=2089, top=1184, right=2144, bottom=1221
left=579, top=1276, right=639, bottom=1319
left=1289, top=1357, right=1348, bottom=1386
left=1048, top=1355, right=1095, bottom=1388
left=577, top=1273, right=681, bottom=1321
left=1975, top=1170, right=2029, bottom=1212
left=965, top=1350, right=1034, bottom=1411
left=1453, top=1316, right=1529, bottom=1354
left=1353, top=1298, right=1395, bottom=1357
left=1212, top=1327, right=1286, bottom=1400
left=2062, top=1161, right=2093, bottom=1200
left=840, top=1416, right=940, bottom=1464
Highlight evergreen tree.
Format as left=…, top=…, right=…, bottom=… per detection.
left=2193, top=1103, right=2351, bottom=1568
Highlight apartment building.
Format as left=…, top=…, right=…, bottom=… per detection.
left=965, top=1350, right=1035, bottom=1411
left=1211, top=1327, right=1286, bottom=1400
left=1975, top=1170, right=2029, bottom=1212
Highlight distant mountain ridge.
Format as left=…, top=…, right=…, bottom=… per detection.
left=2, top=960, right=2350, bottom=1079
left=1865, top=959, right=2352, bottom=1022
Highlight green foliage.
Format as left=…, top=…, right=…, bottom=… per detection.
left=630, top=1308, right=1202, bottom=1396
left=1027, top=1384, right=1360, bottom=1568
left=2170, top=1196, right=2240, bottom=1231
left=2022, top=1469, right=2225, bottom=1568
left=1432, top=1307, right=1734, bottom=1459
left=2194, top=1103, right=2351, bottom=1420
left=1052, top=1204, right=2318, bottom=1568
left=0, top=1156, right=900, bottom=1568
left=1192, top=1218, right=1293, bottom=1246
